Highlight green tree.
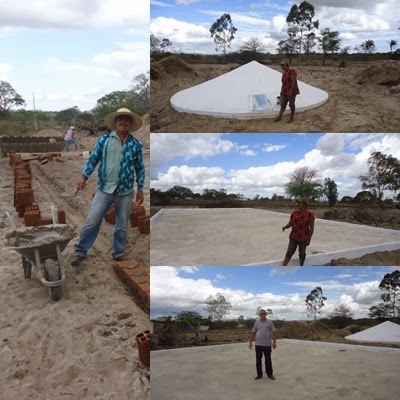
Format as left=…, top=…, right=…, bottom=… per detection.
left=318, top=28, right=341, bottom=65
left=303, top=32, right=317, bottom=54
left=359, top=151, right=400, bottom=201
left=285, top=166, right=322, bottom=200
left=358, top=39, right=376, bottom=54
left=55, top=106, right=80, bottom=125
left=0, top=81, right=26, bottom=119
left=378, top=270, right=400, bottom=321
left=174, top=311, right=204, bottom=328
left=129, top=72, right=150, bottom=113
left=340, top=195, right=353, bottom=203
left=150, top=34, right=172, bottom=54
left=286, top=1, right=319, bottom=60
left=323, top=178, right=338, bottom=207
left=305, top=286, right=327, bottom=320
left=386, top=39, right=398, bottom=54
left=165, top=185, right=194, bottom=199
left=368, top=302, right=393, bottom=319
left=209, top=13, right=237, bottom=56
left=205, top=293, right=232, bottom=321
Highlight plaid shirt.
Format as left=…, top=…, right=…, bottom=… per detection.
left=289, top=210, right=314, bottom=242
left=82, top=131, right=145, bottom=193
left=281, top=68, right=300, bottom=96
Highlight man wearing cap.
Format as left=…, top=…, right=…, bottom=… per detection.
left=70, top=107, right=145, bottom=266
left=63, top=126, right=78, bottom=151
left=274, top=60, right=300, bottom=124
left=282, top=199, right=315, bottom=266
left=249, top=309, right=277, bottom=381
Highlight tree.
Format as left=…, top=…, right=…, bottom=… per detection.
left=209, top=13, right=237, bottom=56
left=378, top=270, right=400, bottom=321
left=165, top=185, right=194, bottom=199
left=340, top=46, right=351, bottom=55
left=368, top=302, right=393, bottom=319
left=331, top=304, right=353, bottom=318
left=359, top=151, right=400, bottom=201
left=305, top=286, right=327, bottom=320
left=204, top=293, right=232, bottom=320
left=150, top=34, right=172, bottom=54
left=174, top=311, right=204, bottom=327
left=285, top=166, right=322, bottom=200
left=286, top=1, right=319, bottom=60
left=358, top=39, right=376, bottom=54
left=323, top=178, right=338, bottom=207
left=129, top=72, right=150, bottom=113
left=240, top=37, right=265, bottom=53
left=0, top=81, right=26, bottom=119
left=340, top=195, right=353, bottom=203
left=386, top=39, right=397, bottom=54
left=318, top=28, right=341, bottom=65
left=303, top=32, right=317, bottom=54
left=55, top=106, right=80, bottom=125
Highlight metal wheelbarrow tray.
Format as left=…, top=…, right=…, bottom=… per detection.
left=5, top=224, right=76, bottom=301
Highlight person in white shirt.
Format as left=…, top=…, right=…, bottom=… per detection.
left=63, top=126, right=78, bottom=151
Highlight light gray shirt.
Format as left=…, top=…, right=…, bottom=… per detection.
left=252, top=319, right=276, bottom=346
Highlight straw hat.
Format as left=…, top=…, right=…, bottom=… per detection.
left=280, top=59, right=290, bottom=66
left=104, top=107, right=142, bottom=132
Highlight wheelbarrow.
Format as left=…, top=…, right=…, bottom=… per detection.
left=5, top=224, right=76, bottom=301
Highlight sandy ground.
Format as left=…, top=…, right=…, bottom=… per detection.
left=151, top=340, right=400, bottom=400
left=0, top=126, right=150, bottom=399
left=150, top=208, right=400, bottom=266
left=151, top=58, right=400, bottom=133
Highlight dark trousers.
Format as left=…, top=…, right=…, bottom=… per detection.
left=255, top=345, right=273, bottom=377
left=280, top=94, right=296, bottom=112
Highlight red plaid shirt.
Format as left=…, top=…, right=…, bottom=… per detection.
left=281, top=68, right=300, bottom=96
left=289, top=210, right=314, bottom=242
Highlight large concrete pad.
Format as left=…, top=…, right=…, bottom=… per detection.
left=150, top=208, right=400, bottom=266
left=170, top=61, right=329, bottom=119
left=151, top=340, right=400, bottom=400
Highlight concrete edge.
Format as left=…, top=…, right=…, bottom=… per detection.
left=243, top=241, right=400, bottom=266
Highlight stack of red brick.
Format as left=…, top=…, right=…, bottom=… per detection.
left=104, top=202, right=150, bottom=235
left=10, top=152, right=66, bottom=226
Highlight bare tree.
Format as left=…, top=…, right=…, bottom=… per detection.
left=330, top=304, right=354, bottom=318
left=240, top=37, right=265, bottom=53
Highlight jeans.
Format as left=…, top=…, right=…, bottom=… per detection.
left=255, top=345, right=273, bottom=377
left=74, top=190, right=134, bottom=259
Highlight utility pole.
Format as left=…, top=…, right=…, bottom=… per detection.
left=32, top=92, right=38, bottom=132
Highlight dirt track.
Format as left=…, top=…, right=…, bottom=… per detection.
left=151, top=57, right=400, bottom=133
left=0, top=127, right=150, bottom=399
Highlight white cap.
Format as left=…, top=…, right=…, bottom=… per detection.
left=70, top=126, right=75, bottom=130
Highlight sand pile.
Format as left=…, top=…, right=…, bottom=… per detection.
left=151, top=55, right=198, bottom=81
left=354, top=60, right=400, bottom=87
left=276, top=321, right=332, bottom=341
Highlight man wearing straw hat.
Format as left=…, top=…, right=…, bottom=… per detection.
left=274, top=59, right=300, bottom=124
left=70, top=107, right=145, bottom=266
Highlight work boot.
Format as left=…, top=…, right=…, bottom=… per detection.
left=254, top=375, right=262, bottom=380
left=268, top=375, right=276, bottom=380
left=70, top=255, right=86, bottom=266
left=113, top=254, right=130, bottom=262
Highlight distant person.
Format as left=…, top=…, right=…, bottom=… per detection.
left=63, top=126, right=78, bottom=151
left=249, top=309, right=277, bottom=380
left=282, top=199, right=315, bottom=266
left=70, top=107, right=145, bottom=266
left=274, top=60, right=300, bottom=124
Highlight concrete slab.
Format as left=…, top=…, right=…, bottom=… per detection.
left=151, top=340, right=400, bottom=400
left=170, top=61, right=329, bottom=119
left=150, top=208, right=400, bottom=266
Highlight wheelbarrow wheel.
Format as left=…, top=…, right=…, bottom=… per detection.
left=22, top=257, right=32, bottom=279
left=43, top=259, right=62, bottom=301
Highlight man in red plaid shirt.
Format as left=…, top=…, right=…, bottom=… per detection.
left=282, top=199, right=314, bottom=266
left=274, top=59, right=300, bottom=124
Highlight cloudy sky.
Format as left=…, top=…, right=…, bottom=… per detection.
left=150, top=132, right=400, bottom=199
left=150, top=266, right=398, bottom=321
left=0, top=0, right=149, bottom=112
left=151, top=0, right=400, bottom=54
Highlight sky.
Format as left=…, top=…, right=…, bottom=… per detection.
left=150, top=132, right=400, bottom=200
left=0, top=0, right=149, bottom=112
left=150, top=0, right=400, bottom=54
left=150, top=266, right=399, bottom=321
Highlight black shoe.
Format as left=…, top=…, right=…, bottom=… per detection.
left=113, top=254, right=130, bottom=262
left=254, top=375, right=262, bottom=380
left=268, top=375, right=276, bottom=380
left=71, top=255, right=86, bottom=266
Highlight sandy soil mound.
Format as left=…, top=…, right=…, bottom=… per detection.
left=354, top=60, right=400, bottom=87
left=32, top=128, right=63, bottom=137
left=152, top=55, right=198, bottom=80
left=276, top=321, right=332, bottom=341
left=328, top=249, right=400, bottom=266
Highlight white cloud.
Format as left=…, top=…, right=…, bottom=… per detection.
left=0, top=63, right=12, bottom=81
left=151, top=1, right=174, bottom=7
left=335, top=274, right=352, bottom=279
left=176, top=0, right=201, bottom=5
left=241, top=149, right=257, bottom=157
left=317, top=133, right=345, bottom=156
left=263, top=144, right=287, bottom=152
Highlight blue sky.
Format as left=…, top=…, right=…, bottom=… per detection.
left=0, top=1, right=149, bottom=111
left=150, top=132, right=400, bottom=199
left=150, top=266, right=399, bottom=320
left=151, top=0, right=400, bottom=54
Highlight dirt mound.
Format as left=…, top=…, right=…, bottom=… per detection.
left=31, top=128, right=63, bottom=137
left=152, top=55, right=198, bottom=80
left=133, top=113, right=150, bottom=148
left=354, top=60, right=400, bottom=87
left=328, top=249, right=400, bottom=266
left=276, top=321, right=332, bottom=341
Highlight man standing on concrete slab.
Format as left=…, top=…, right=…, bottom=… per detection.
left=274, top=59, right=300, bottom=124
left=282, top=199, right=315, bottom=266
left=70, top=107, right=145, bottom=266
left=249, top=309, right=277, bottom=380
